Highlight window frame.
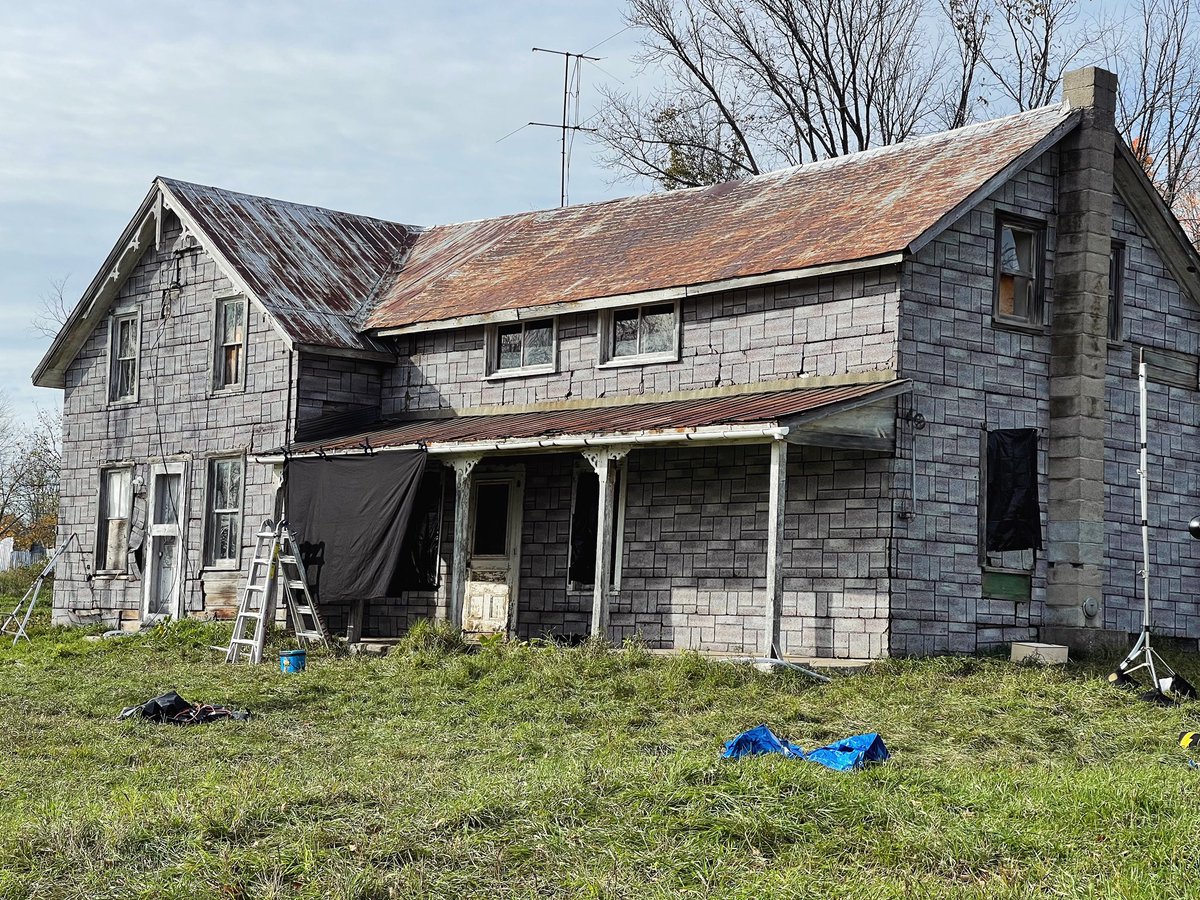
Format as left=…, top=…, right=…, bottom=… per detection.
left=483, top=317, right=558, bottom=379
left=1108, top=241, right=1126, bottom=344
left=565, top=458, right=628, bottom=594
left=95, top=465, right=134, bottom=575
left=598, top=300, right=681, bottom=367
left=210, top=294, right=248, bottom=394
left=107, top=308, right=141, bottom=405
left=203, top=454, right=245, bottom=570
left=992, top=214, right=1047, bottom=330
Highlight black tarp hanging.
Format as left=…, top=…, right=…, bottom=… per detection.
left=284, top=451, right=427, bottom=603
left=986, top=428, right=1041, bottom=552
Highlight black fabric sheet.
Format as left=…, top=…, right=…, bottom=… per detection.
left=285, top=451, right=427, bottom=603
left=986, top=428, right=1041, bottom=552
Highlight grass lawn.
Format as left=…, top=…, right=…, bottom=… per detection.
left=2, top=611, right=1199, bottom=900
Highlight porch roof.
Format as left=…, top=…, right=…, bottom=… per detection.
left=280, top=379, right=909, bottom=458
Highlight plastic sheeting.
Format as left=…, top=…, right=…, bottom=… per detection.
left=722, top=725, right=890, bottom=771
left=285, top=451, right=427, bottom=603
left=986, top=428, right=1041, bottom=552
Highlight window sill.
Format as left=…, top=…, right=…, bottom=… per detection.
left=107, top=397, right=139, bottom=408
left=92, top=571, right=131, bottom=581
left=991, top=316, right=1048, bottom=337
left=484, top=365, right=556, bottom=381
left=209, top=383, right=246, bottom=397
left=981, top=564, right=1034, bottom=575
left=201, top=564, right=241, bottom=575
left=598, top=351, right=679, bottom=369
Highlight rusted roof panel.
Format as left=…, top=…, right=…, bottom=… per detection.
left=364, top=103, right=1076, bottom=330
left=160, top=178, right=419, bottom=352
left=288, top=381, right=901, bottom=453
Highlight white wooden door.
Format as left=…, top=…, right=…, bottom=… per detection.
left=144, top=463, right=185, bottom=620
left=463, top=472, right=523, bottom=635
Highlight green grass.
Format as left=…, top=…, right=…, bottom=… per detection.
left=2, top=613, right=1200, bottom=900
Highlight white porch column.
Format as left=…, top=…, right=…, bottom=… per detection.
left=763, top=438, right=788, bottom=657
left=448, top=455, right=481, bottom=629
left=583, top=448, right=628, bottom=639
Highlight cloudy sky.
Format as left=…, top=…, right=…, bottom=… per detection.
left=0, top=1, right=649, bottom=418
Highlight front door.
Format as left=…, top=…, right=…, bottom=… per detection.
left=144, top=463, right=185, bottom=621
left=463, top=471, right=524, bottom=636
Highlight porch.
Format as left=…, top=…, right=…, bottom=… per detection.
left=279, top=378, right=908, bottom=659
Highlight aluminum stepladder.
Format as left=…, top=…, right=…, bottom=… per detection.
left=1, top=535, right=81, bottom=646
left=224, top=519, right=330, bottom=664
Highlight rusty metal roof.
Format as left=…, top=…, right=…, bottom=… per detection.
left=286, top=380, right=903, bottom=454
left=363, top=103, right=1077, bottom=331
left=160, top=177, right=419, bottom=352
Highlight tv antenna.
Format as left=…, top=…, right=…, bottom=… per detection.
left=530, top=47, right=599, bottom=207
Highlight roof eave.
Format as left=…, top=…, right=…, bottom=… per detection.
left=32, top=182, right=163, bottom=390
left=1112, top=139, right=1200, bottom=306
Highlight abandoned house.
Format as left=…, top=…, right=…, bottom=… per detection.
left=32, top=67, right=1200, bottom=658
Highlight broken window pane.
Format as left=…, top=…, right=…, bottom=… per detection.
left=472, top=482, right=510, bottom=556
left=110, top=314, right=138, bottom=401
left=216, top=299, right=245, bottom=388
left=523, top=321, right=553, bottom=367
left=153, top=473, right=180, bottom=525
left=98, top=467, right=131, bottom=572
left=394, top=470, right=444, bottom=592
left=995, top=222, right=1042, bottom=324
left=568, top=471, right=599, bottom=587
left=612, top=309, right=640, bottom=357
left=224, top=346, right=241, bottom=386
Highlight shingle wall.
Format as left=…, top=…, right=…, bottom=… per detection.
left=891, top=152, right=1058, bottom=655
left=383, top=270, right=899, bottom=415
left=1105, top=194, right=1200, bottom=642
left=54, top=218, right=292, bottom=627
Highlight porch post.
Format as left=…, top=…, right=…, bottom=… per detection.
left=583, top=448, right=627, bottom=639
left=448, top=455, right=480, bottom=630
left=763, top=438, right=788, bottom=657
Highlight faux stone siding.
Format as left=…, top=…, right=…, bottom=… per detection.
left=1105, top=195, right=1200, bottom=643
left=891, top=151, right=1058, bottom=655
left=383, top=271, right=899, bottom=415
left=54, top=219, right=292, bottom=627
left=296, top=354, right=384, bottom=429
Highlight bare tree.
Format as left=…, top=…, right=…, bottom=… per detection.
left=1111, top=0, right=1200, bottom=241
left=597, top=0, right=951, bottom=188
left=32, top=275, right=72, bottom=340
left=983, top=0, right=1107, bottom=112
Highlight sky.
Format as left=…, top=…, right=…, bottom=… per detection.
left=0, top=1, right=650, bottom=419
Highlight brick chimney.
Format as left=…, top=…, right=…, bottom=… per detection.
left=1042, top=67, right=1118, bottom=651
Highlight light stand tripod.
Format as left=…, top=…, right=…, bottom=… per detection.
left=1108, top=350, right=1195, bottom=701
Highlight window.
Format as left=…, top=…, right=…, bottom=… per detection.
left=602, top=302, right=679, bottom=363
left=213, top=297, right=246, bottom=390
left=97, top=467, right=132, bottom=572
left=980, top=428, right=1040, bottom=572
left=108, top=311, right=139, bottom=402
left=567, top=464, right=626, bottom=591
left=993, top=218, right=1045, bottom=326
left=487, top=318, right=555, bottom=375
left=472, top=482, right=511, bottom=556
left=205, top=456, right=243, bottom=566
left=1109, top=243, right=1126, bottom=342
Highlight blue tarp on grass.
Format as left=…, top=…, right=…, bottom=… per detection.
left=723, top=725, right=889, bottom=771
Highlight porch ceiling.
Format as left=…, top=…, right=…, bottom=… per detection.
left=281, top=380, right=910, bottom=457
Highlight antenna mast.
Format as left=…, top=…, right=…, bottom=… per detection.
left=531, top=47, right=599, bottom=207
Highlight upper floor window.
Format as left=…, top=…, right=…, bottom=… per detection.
left=486, top=318, right=555, bottom=376
left=213, top=296, right=246, bottom=391
left=994, top=217, right=1045, bottom=327
left=601, top=301, right=679, bottom=365
left=108, top=310, right=139, bottom=402
left=97, top=466, right=132, bottom=573
left=1109, top=242, right=1126, bottom=343
left=205, top=455, right=243, bottom=567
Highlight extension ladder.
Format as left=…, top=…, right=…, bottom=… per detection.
left=0, top=536, right=80, bottom=646
left=224, top=520, right=330, bottom=664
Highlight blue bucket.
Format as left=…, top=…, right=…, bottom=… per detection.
left=279, top=649, right=307, bottom=674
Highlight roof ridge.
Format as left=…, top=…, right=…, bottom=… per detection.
left=155, top=176, right=423, bottom=231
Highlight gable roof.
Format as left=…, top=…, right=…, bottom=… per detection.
left=159, top=178, right=419, bottom=352
left=362, top=102, right=1081, bottom=333
left=32, top=179, right=420, bottom=388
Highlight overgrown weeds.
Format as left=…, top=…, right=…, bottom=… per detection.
left=2, top=614, right=1199, bottom=899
